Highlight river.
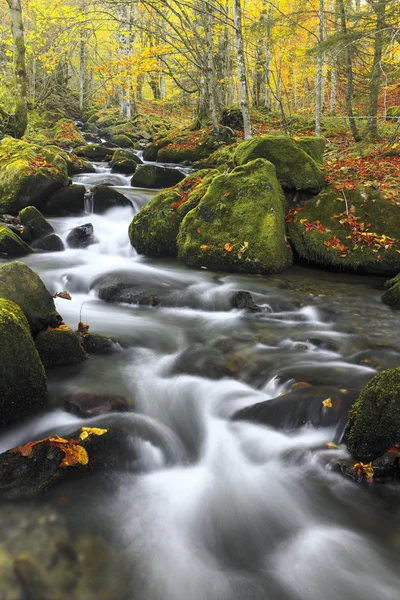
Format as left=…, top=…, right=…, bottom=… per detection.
left=0, top=159, right=400, bottom=600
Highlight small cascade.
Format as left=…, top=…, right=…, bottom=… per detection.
left=84, top=191, right=94, bottom=214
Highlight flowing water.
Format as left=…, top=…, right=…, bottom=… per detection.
left=1, top=160, right=400, bottom=599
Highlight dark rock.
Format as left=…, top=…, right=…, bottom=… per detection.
left=221, top=106, right=244, bottom=130
left=90, top=185, right=132, bottom=214
left=230, top=291, right=262, bottom=312
left=83, top=132, right=102, bottom=144
left=78, top=332, right=121, bottom=354
left=92, top=272, right=162, bottom=306
left=75, top=144, right=112, bottom=160
left=0, top=226, right=32, bottom=257
left=66, top=223, right=97, bottom=249
left=32, top=233, right=64, bottom=252
left=45, top=184, right=86, bottom=216
left=63, top=392, right=129, bottom=417
left=131, top=164, right=186, bottom=189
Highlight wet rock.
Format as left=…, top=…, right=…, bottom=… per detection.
left=0, top=262, right=61, bottom=334
left=14, top=554, right=53, bottom=600
left=18, top=206, right=53, bottom=240
left=45, top=184, right=86, bottom=216
left=78, top=332, right=121, bottom=354
left=233, top=386, right=356, bottom=431
left=0, top=299, right=47, bottom=428
left=0, top=424, right=135, bottom=500
left=83, top=132, right=102, bottom=144
left=345, top=367, right=400, bottom=461
left=90, top=184, right=132, bottom=213
left=35, top=329, right=88, bottom=369
left=112, top=134, right=134, bottom=148
left=32, top=233, right=64, bottom=252
left=66, top=223, right=97, bottom=249
left=382, top=273, right=400, bottom=308
left=230, top=291, right=262, bottom=312
left=0, top=226, right=32, bottom=257
left=131, top=164, right=186, bottom=189
left=63, top=392, right=129, bottom=417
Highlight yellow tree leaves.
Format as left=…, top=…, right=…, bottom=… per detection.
left=9, top=427, right=108, bottom=468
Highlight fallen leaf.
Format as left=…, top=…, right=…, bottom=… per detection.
left=223, top=243, right=233, bottom=252
left=322, top=398, right=333, bottom=408
left=53, top=291, right=72, bottom=300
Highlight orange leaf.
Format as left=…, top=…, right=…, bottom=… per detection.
left=223, top=243, right=233, bottom=252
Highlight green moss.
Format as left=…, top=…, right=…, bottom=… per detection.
left=0, top=262, right=58, bottom=334
left=0, top=298, right=47, bottom=427
left=287, top=186, right=400, bottom=275
left=382, top=273, right=400, bottom=308
left=0, top=226, right=32, bottom=256
left=52, top=119, right=86, bottom=148
left=143, top=136, right=174, bottom=161
left=295, top=136, right=326, bottom=165
left=110, top=149, right=140, bottom=174
left=177, top=159, right=293, bottom=274
left=198, top=145, right=237, bottom=172
left=234, top=135, right=326, bottom=191
left=346, top=367, right=400, bottom=461
left=35, top=329, right=88, bottom=368
left=387, top=106, right=400, bottom=118
left=18, top=206, right=53, bottom=240
left=0, top=137, right=68, bottom=214
left=129, top=170, right=218, bottom=256
left=112, top=134, right=134, bottom=148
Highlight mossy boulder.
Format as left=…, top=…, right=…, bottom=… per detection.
left=0, top=262, right=60, bottom=334
left=142, top=136, right=174, bottom=161
left=0, top=137, right=68, bottom=214
left=110, top=149, right=141, bottom=175
left=234, top=135, right=326, bottom=192
left=346, top=368, right=400, bottom=461
left=52, top=119, right=86, bottom=149
left=198, top=145, right=236, bottom=172
left=295, top=136, right=326, bottom=165
left=157, top=136, right=216, bottom=164
left=0, top=299, right=47, bottom=428
left=112, top=134, right=134, bottom=148
left=43, top=146, right=94, bottom=176
left=382, top=273, right=400, bottom=308
left=75, top=145, right=112, bottom=161
left=0, top=226, right=32, bottom=257
left=287, top=186, right=400, bottom=275
left=129, top=170, right=219, bottom=257
left=35, top=329, right=88, bottom=369
left=177, top=159, right=293, bottom=273
left=131, top=164, right=186, bottom=189
left=18, top=206, right=53, bottom=240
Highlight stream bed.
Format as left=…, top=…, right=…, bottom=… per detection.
left=1, top=161, right=400, bottom=600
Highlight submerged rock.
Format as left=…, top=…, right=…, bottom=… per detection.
left=129, top=170, right=218, bottom=257
left=131, top=164, right=186, bottom=189
left=0, top=262, right=60, bottom=334
left=78, top=332, right=121, bottom=354
left=234, top=135, right=326, bottom=192
left=0, top=137, right=68, bottom=214
left=177, top=159, right=292, bottom=274
left=93, top=273, right=160, bottom=306
left=345, top=367, right=400, bottom=461
left=66, top=223, right=97, bottom=249
left=287, top=187, right=400, bottom=275
left=90, top=185, right=132, bottom=213
left=64, top=392, right=129, bottom=417
left=0, top=299, right=47, bottom=428
left=35, top=329, right=88, bottom=368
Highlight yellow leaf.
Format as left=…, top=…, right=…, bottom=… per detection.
left=326, top=442, right=341, bottom=450
left=322, top=398, right=332, bottom=408
left=200, top=244, right=208, bottom=250
left=79, top=427, right=108, bottom=441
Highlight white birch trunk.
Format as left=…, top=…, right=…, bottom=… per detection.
left=315, top=0, right=325, bottom=136
left=233, top=0, right=252, bottom=139
left=206, top=2, right=220, bottom=136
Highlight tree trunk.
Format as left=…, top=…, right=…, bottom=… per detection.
left=263, top=7, right=273, bottom=111
left=315, top=0, right=325, bottom=136
left=337, top=0, right=361, bottom=141
left=79, top=36, right=86, bottom=113
left=365, top=0, right=386, bottom=140
left=205, top=2, right=220, bottom=137
left=233, top=0, right=252, bottom=139
left=5, top=0, right=28, bottom=138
